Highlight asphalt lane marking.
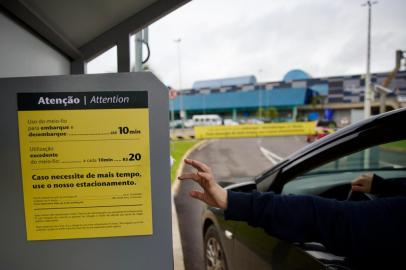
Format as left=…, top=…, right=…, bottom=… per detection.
left=197, top=139, right=217, bottom=151
left=380, top=160, right=403, bottom=169
left=260, top=146, right=284, bottom=164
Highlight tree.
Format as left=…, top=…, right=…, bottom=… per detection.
left=256, top=107, right=278, bottom=120
left=311, top=94, right=326, bottom=109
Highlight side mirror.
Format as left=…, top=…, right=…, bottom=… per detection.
left=226, top=181, right=257, bottom=193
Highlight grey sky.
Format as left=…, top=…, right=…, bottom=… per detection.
left=88, top=0, right=406, bottom=89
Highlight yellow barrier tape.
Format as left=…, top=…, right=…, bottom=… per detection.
left=194, top=121, right=316, bottom=139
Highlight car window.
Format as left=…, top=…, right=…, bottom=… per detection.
left=282, top=139, right=406, bottom=196
left=308, top=140, right=406, bottom=174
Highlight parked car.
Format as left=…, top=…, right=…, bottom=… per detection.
left=223, top=119, right=239, bottom=126
left=306, top=120, right=337, bottom=143
left=193, top=114, right=223, bottom=126
left=246, top=118, right=264, bottom=124
left=184, top=119, right=195, bottom=128
left=169, top=120, right=183, bottom=129
left=202, top=108, right=406, bottom=270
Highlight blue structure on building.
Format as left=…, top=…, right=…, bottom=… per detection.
left=170, top=69, right=406, bottom=122
left=283, top=69, right=311, bottom=81
left=172, top=88, right=312, bottom=111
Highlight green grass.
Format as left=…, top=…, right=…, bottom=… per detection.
left=381, top=140, right=406, bottom=152
left=170, top=140, right=199, bottom=183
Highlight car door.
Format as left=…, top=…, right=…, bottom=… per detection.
left=232, top=222, right=325, bottom=270
left=230, top=170, right=325, bottom=270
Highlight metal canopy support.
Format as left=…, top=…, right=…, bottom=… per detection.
left=117, top=35, right=131, bottom=73
left=0, top=0, right=82, bottom=60
left=134, top=31, right=143, bottom=72
left=71, top=59, right=86, bottom=75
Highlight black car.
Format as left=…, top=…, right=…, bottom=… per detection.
left=202, top=108, right=406, bottom=270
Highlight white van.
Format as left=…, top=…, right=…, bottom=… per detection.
left=192, top=114, right=222, bottom=126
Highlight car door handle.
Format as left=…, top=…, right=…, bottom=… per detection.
left=225, top=230, right=233, bottom=240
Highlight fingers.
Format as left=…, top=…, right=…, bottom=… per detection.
left=364, top=172, right=374, bottom=178
left=178, top=173, right=204, bottom=188
left=197, top=171, right=211, bottom=181
left=352, top=179, right=363, bottom=187
left=189, top=190, right=204, bottom=201
left=178, top=171, right=213, bottom=188
left=359, top=173, right=373, bottom=181
left=351, top=175, right=372, bottom=193
left=352, top=175, right=364, bottom=184
left=352, top=185, right=365, bottom=192
left=178, top=173, right=200, bottom=182
left=352, top=179, right=359, bottom=185
left=184, top=159, right=211, bottom=173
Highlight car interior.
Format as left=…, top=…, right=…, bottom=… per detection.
left=282, top=141, right=406, bottom=199
left=279, top=139, right=406, bottom=268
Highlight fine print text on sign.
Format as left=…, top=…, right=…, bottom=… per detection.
left=17, top=91, right=152, bottom=241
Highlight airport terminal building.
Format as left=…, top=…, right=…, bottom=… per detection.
left=170, top=69, right=406, bottom=126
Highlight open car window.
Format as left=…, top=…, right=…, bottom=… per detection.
left=282, top=139, right=406, bottom=197
left=281, top=139, right=406, bottom=267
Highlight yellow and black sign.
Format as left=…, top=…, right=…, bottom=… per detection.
left=195, top=122, right=316, bottom=139
left=17, top=91, right=152, bottom=241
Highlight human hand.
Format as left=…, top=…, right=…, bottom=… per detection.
left=351, top=173, right=374, bottom=193
left=178, top=159, right=228, bottom=209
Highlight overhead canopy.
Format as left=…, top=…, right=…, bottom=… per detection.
left=0, top=0, right=190, bottom=61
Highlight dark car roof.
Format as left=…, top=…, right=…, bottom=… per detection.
left=257, top=108, right=406, bottom=192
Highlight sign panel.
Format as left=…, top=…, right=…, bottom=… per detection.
left=17, top=91, right=152, bottom=240
left=194, top=122, right=316, bottom=139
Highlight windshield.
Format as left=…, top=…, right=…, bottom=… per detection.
left=282, top=139, right=406, bottom=197
left=305, top=140, right=406, bottom=175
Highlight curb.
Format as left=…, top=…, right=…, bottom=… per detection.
left=170, top=135, right=195, bottom=141
left=172, top=140, right=208, bottom=270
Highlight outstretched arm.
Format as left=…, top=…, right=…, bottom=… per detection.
left=179, top=159, right=406, bottom=263
left=179, top=159, right=356, bottom=250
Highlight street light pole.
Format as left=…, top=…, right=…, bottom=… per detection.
left=362, top=1, right=377, bottom=119
left=135, top=31, right=143, bottom=72
left=174, top=38, right=184, bottom=128
left=362, top=1, right=377, bottom=169
left=258, top=69, right=263, bottom=120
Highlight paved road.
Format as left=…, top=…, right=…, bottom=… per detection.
left=174, top=136, right=307, bottom=270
